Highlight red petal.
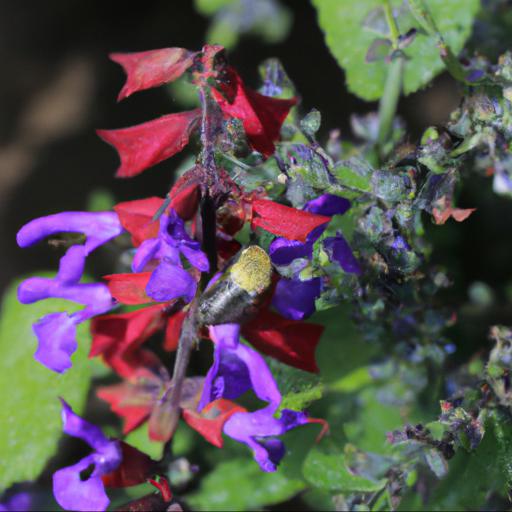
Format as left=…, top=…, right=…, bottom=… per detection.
left=102, top=441, right=157, bottom=488
left=97, top=383, right=151, bottom=434
left=211, top=68, right=296, bottom=156
left=433, top=206, right=476, bottom=225
left=251, top=199, right=330, bottom=242
left=111, top=48, right=197, bottom=101
left=242, top=309, right=324, bottom=373
left=97, top=109, right=200, bottom=178
left=182, top=399, right=246, bottom=448
left=114, top=197, right=164, bottom=246
left=103, top=273, right=152, bottom=305
left=90, top=304, right=166, bottom=357
left=148, top=477, right=173, bottom=503
left=168, top=168, right=203, bottom=220
left=164, top=310, right=187, bottom=351
left=105, top=348, right=163, bottom=380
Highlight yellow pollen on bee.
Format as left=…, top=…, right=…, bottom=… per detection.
left=229, top=245, right=272, bottom=294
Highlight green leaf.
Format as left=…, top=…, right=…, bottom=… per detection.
left=124, top=423, right=164, bottom=460
left=303, top=446, right=386, bottom=493
left=186, top=458, right=305, bottom=511
left=266, top=357, right=324, bottom=412
left=311, top=0, right=479, bottom=100
left=0, top=277, right=93, bottom=488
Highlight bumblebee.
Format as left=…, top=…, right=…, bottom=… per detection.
left=197, top=245, right=272, bottom=326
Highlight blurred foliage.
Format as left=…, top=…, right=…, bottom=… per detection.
left=0, top=277, right=92, bottom=489
left=311, top=0, right=480, bottom=100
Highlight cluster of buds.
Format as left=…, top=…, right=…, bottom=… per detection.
left=16, top=44, right=360, bottom=510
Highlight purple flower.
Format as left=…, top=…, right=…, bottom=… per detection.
left=53, top=400, right=121, bottom=512
left=132, top=209, right=208, bottom=302
left=0, top=492, right=32, bottom=512
left=17, top=212, right=123, bottom=372
left=270, top=194, right=360, bottom=320
left=199, top=324, right=308, bottom=472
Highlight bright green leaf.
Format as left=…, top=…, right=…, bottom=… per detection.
left=311, top=0, right=479, bottom=100
left=303, top=447, right=386, bottom=492
left=0, top=277, right=92, bottom=488
left=186, top=458, right=305, bottom=511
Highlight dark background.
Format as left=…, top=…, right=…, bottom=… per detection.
left=1, top=0, right=510, bottom=352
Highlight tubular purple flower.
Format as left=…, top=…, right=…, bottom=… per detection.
left=199, top=324, right=307, bottom=471
left=53, top=400, right=121, bottom=512
left=270, top=194, right=360, bottom=320
left=16, top=212, right=123, bottom=372
left=17, top=211, right=123, bottom=254
left=132, top=209, right=208, bottom=302
left=224, top=407, right=308, bottom=472
left=0, top=492, right=32, bottom=512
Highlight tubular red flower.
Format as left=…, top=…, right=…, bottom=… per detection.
left=251, top=199, right=330, bottom=242
left=211, top=67, right=296, bottom=156
left=111, top=48, right=197, bottom=101
left=103, top=273, right=153, bottom=305
left=242, top=308, right=324, bottom=373
left=97, top=109, right=201, bottom=178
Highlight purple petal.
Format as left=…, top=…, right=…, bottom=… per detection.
left=131, top=238, right=161, bottom=272
left=323, top=234, right=361, bottom=275
left=53, top=457, right=110, bottom=512
left=199, top=336, right=281, bottom=411
left=269, top=237, right=312, bottom=266
left=199, top=343, right=252, bottom=410
left=210, top=323, right=240, bottom=348
left=17, top=211, right=123, bottom=254
left=33, top=313, right=77, bottom=373
left=0, top=492, right=32, bottom=512
left=145, top=262, right=196, bottom=302
left=60, top=400, right=110, bottom=451
left=57, top=246, right=87, bottom=284
left=223, top=407, right=308, bottom=471
left=180, top=243, right=209, bottom=272
left=304, top=194, right=350, bottom=216
left=272, top=277, right=321, bottom=320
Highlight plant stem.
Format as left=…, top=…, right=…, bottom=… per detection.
left=163, top=85, right=221, bottom=445
left=407, top=0, right=468, bottom=82
left=383, top=0, right=400, bottom=47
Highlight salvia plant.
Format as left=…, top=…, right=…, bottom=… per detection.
left=2, top=0, right=512, bottom=510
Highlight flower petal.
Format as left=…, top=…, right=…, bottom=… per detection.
left=53, top=457, right=110, bottom=512
left=323, top=234, right=361, bottom=275
left=242, top=309, right=323, bottom=373
left=60, top=399, right=110, bottom=450
left=251, top=199, right=330, bottom=242
left=272, top=277, right=322, bottom=320
left=223, top=407, right=308, bottom=472
left=304, top=193, right=351, bottom=216
left=97, top=110, right=201, bottom=178
left=114, top=197, right=164, bottom=246
left=164, top=310, right=187, bottom=351
left=90, top=304, right=166, bottom=357
left=33, top=313, right=77, bottom=373
left=111, top=48, right=197, bottom=101
left=146, top=263, right=196, bottom=303
left=212, top=67, right=296, bottom=156
left=103, top=273, right=153, bottom=305
left=182, top=399, right=246, bottom=448
left=269, top=237, right=312, bottom=266
left=16, top=211, right=122, bottom=253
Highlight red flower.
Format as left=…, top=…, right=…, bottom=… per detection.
left=211, top=67, right=296, bottom=156
left=111, top=48, right=197, bottom=101
left=243, top=308, right=324, bottom=373
left=103, top=273, right=153, bottom=304
left=251, top=199, right=330, bottom=242
left=114, top=197, right=164, bottom=246
left=182, top=399, right=246, bottom=448
left=97, top=109, right=201, bottom=178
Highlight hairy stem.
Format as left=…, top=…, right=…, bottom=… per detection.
left=163, top=85, right=220, bottom=445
